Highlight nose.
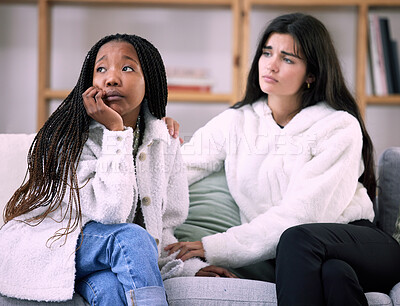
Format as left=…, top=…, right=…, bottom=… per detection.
left=106, top=70, right=121, bottom=87
left=267, top=57, right=279, bottom=73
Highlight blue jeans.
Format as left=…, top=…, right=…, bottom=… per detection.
left=74, top=222, right=168, bottom=306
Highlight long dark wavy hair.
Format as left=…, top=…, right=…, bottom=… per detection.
left=234, top=13, right=376, bottom=200
left=3, top=34, right=168, bottom=239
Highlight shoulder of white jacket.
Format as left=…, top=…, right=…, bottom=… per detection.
left=141, top=104, right=172, bottom=146
left=321, top=105, right=361, bottom=131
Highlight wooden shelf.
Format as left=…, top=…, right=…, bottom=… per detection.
left=169, top=92, right=233, bottom=103
left=366, top=95, right=400, bottom=105
left=247, top=0, right=400, bottom=5
left=246, top=0, right=360, bottom=6
left=47, top=0, right=234, bottom=4
left=0, top=0, right=37, bottom=3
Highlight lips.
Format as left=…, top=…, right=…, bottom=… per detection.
left=261, top=75, right=278, bottom=83
left=104, top=90, right=123, bottom=102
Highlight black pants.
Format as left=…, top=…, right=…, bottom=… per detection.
left=275, top=220, right=400, bottom=306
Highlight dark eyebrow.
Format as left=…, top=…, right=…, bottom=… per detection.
left=123, top=55, right=140, bottom=66
left=95, top=55, right=106, bottom=64
left=262, top=46, right=301, bottom=59
left=95, top=55, right=140, bottom=65
left=281, top=50, right=301, bottom=59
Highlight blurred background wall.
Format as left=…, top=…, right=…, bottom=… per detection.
left=1, top=2, right=400, bottom=164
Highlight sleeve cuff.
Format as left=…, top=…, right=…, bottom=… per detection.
left=202, top=233, right=229, bottom=267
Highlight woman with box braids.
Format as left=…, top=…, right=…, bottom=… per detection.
left=0, top=33, right=226, bottom=305
left=4, top=34, right=167, bottom=235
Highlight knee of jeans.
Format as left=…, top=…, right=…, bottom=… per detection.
left=115, top=224, right=158, bottom=253
left=322, top=259, right=357, bottom=283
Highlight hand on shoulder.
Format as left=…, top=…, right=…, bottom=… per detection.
left=163, top=117, right=183, bottom=144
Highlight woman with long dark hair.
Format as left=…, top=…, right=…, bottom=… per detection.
left=167, top=13, right=400, bottom=305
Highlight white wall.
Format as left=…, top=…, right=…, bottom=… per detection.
left=0, top=3, right=37, bottom=133
left=1, top=3, right=400, bottom=163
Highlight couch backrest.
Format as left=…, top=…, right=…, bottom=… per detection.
left=0, top=134, right=36, bottom=227
left=377, top=147, right=400, bottom=235
left=1, top=134, right=399, bottom=236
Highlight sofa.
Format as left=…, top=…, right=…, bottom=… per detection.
left=0, top=133, right=399, bottom=305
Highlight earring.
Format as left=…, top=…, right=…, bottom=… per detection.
left=307, top=82, right=310, bottom=89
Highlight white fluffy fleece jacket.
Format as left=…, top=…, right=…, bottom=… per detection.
left=181, top=99, right=375, bottom=269
left=0, top=107, right=207, bottom=302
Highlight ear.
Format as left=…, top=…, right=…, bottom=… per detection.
left=306, top=73, right=315, bottom=85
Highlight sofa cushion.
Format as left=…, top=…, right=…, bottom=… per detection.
left=377, top=147, right=400, bottom=235
left=390, top=282, right=400, bottom=306
left=0, top=293, right=88, bottom=305
left=0, top=133, right=36, bottom=227
left=364, top=292, right=395, bottom=306
left=164, top=277, right=392, bottom=306
left=174, top=167, right=241, bottom=242
left=164, top=277, right=277, bottom=306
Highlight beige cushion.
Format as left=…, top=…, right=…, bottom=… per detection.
left=0, top=134, right=36, bottom=227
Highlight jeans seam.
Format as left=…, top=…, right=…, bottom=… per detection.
left=111, top=233, right=137, bottom=290
left=81, top=279, right=97, bottom=306
left=131, top=289, right=136, bottom=306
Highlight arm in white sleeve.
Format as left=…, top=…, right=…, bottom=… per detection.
left=202, top=113, right=370, bottom=268
left=71, top=127, right=136, bottom=224
left=158, top=139, right=208, bottom=279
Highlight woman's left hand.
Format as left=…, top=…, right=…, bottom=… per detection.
left=165, top=241, right=205, bottom=261
left=195, top=265, right=238, bottom=278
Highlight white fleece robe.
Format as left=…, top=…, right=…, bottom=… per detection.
left=181, top=99, right=375, bottom=269
left=0, top=105, right=207, bottom=302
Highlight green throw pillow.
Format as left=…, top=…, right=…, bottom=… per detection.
left=174, top=168, right=275, bottom=282
left=175, top=167, right=241, bottom=242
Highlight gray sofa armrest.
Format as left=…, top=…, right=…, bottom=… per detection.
left=391, top=282, right=400, bottom=306
left=0, top=293, right=88, bottom=305
left=377, top=147, right=400, bottom=235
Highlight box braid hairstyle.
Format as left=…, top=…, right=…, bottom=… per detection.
left=4, top=33, right=168, bottom=242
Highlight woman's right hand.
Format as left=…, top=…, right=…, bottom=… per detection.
left=82, top=86, right=124, bottom=131
left=162, top=117, right=183, bottom=144
left=165, top=240, right=205, bottom=261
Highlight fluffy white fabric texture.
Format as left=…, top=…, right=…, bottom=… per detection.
left=0, top=106, right=207, bottom=302
left=181, top=99, right=374, bottom=269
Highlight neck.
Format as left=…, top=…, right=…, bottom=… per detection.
left=268, top=95, right=301, bottom=127
left=122, top=108, right=141, bottom=128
